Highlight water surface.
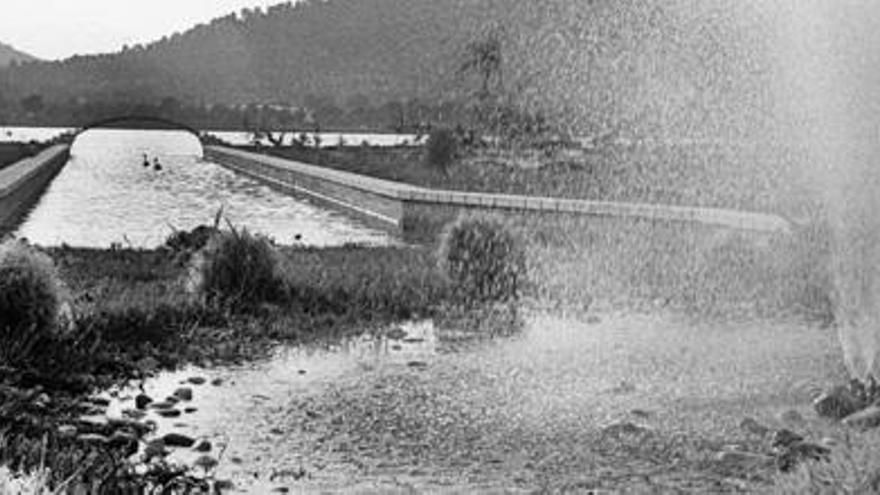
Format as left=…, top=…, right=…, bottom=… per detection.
left=14, top=129, right=393, bottom=248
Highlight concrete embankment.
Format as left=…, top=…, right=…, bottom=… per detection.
left=0, top=144, right=70, bottom=235
left=205, top=145, right=792, bottom=240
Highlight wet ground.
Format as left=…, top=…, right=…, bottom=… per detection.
left=102, top=310, right=844, bottom=493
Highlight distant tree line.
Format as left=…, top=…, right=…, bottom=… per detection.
left=0, top=0, right=779, bottom=146
left=0, top=91, right=473, bottom=133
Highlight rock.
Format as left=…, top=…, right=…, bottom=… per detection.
left=137, top=357, right=160, bottom=373
left=740, top=417, right=771, bottom=437
left=108, top=418, right=151, bottom=436
left=109, top=432, right=139, bottom=456
left=211, top=378, right=224, bottom=386
left=150, top=401, right=175, bottom=410
left=814, top=385, right=865, bottom=420
left=135, top=394, right=153, bottom=410
left=601, top=421, right=653, bottom=440
left=58, top=425, right=77, bottom=437
left=820, top=436, right=840, bottom=448
left=407, top=361, right=428, bottom=369
left=609, top=381, right=637, bottom=394
left=194, top=455, right=219, bottom=472
left=122, top=408, right=146, bottom=420
left=272, top=487, right=290, bottom=493
left=771, top=429, right=805, bottom=451
left=162, top=433, right=196, bottom=448
left=77, top=433, right=110, bottom=445
left=77, top=415, right=109, bottom=432
left=214, top=480, right=234, bottom=490
left=715, top=450, right=775, bottom=470
left=298, top=370, right=307, bottom=375
left=165, top=396, right=180, bottom=404
left=157, top=409, right=182, bottom=418
left=87, top=396, right=110, bottom=407
left=184, top=407, right=198, bottom=414
left=144, top=439, right=167, bottom=460
left=776, top=442, right=831, bottom=472
left=630, top=409, right=652, bottom=419
left=173, top=387, right=193, bottom=401
left=193, top=440, right=212, bottom=452
left=386, top=327, right=408, bottom=340
left=33, top=393, right=51, bottom=408
left=187, top=376, right=207, bottom=385
left=842, top=405, right=880, bottom=429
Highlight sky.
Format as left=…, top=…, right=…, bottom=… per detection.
left=1, top=0, right=290, bottom=60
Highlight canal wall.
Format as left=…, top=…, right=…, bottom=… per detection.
left=204, top=145, right=792, bottom=241
left=0, top=144, right=70, bottom=235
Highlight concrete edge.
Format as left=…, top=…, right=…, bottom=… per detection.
left=0, top=145, right=70, bottom=197
left=206, top=145, right=793, bottom=234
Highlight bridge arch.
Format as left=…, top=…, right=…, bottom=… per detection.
left=75, top=115, right=202, bottom=138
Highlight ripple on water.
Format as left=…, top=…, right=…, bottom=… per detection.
left=97, top=313, right=842, bottom=492
left=15, top=129, right=394, bottom=248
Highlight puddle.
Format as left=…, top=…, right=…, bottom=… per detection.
left=96, top=311, right=843, bottom=492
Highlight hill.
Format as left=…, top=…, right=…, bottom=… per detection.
left=0, top=0, right=780, bottom=140
left=0, top=41, right=38, bottom=67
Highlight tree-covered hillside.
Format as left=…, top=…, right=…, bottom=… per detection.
left=0, top=41, right=38, bottom=68
left=0, top=0, right=782, bottom=141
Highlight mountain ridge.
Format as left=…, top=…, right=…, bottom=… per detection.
left=0, top=41, right=39, bottom=67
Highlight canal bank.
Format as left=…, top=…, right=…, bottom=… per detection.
left=205, top=145, right=793, bottom=241
left=0, top=144, right=70, bottom=235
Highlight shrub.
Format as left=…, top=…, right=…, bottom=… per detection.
left=774, top=429, right=880, bottom=493
left=424, top=128, right=458, bottom=173
left=164, top=225, right=219, bottom=254
left=437, top=215, right=526, bottom=306
left=188, top=228, right=283, bottom=311
left=0, top=240, right=61, bottom=342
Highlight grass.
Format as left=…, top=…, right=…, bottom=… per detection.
left=0, top=242, right=454, bottom=492
left=0, top=216, right=838, bottom=492
left=773, top=428, right=880, bottom=493
left=0, top=142, right=44, bottom=171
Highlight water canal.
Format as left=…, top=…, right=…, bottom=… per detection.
left=13, top=129, right=393, bottom=248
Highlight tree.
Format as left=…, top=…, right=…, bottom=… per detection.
left=459, top=26, right=505, bottom=101
left=20, top=94, right=44, bottom=115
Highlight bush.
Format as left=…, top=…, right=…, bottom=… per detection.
left=437, top=215, right=525, bottom=306
left=164, top=225, right=219, bottom=254
left=188, top=228, right=284, bottom=311
left=0, top=241, right=61, bottom=341
left=774, top=429, right=880, bottom=493
left=424, top=128, right=458, bottom=173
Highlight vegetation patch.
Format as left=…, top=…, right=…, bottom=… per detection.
left=0, top=241, right=63, bottom=356
left=437, top=214, right=526, bottom=307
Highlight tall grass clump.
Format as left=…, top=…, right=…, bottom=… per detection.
left=774, top=429, right=880, bottom=493
left=424, top=127, right=458, bottom=173
left=437, top=215, right=526, bottom=307
left=0, top=240, right=61, bottom=344
left=188, top=227, right=284, bottom=312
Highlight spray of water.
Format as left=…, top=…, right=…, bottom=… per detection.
left=773, top=1, right=880, bottom=381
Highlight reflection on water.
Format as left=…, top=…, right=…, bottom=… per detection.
left=14, top=129, right=393, bottom=248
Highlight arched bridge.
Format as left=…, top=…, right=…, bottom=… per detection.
left=75, top=115, right=202, bottom=138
